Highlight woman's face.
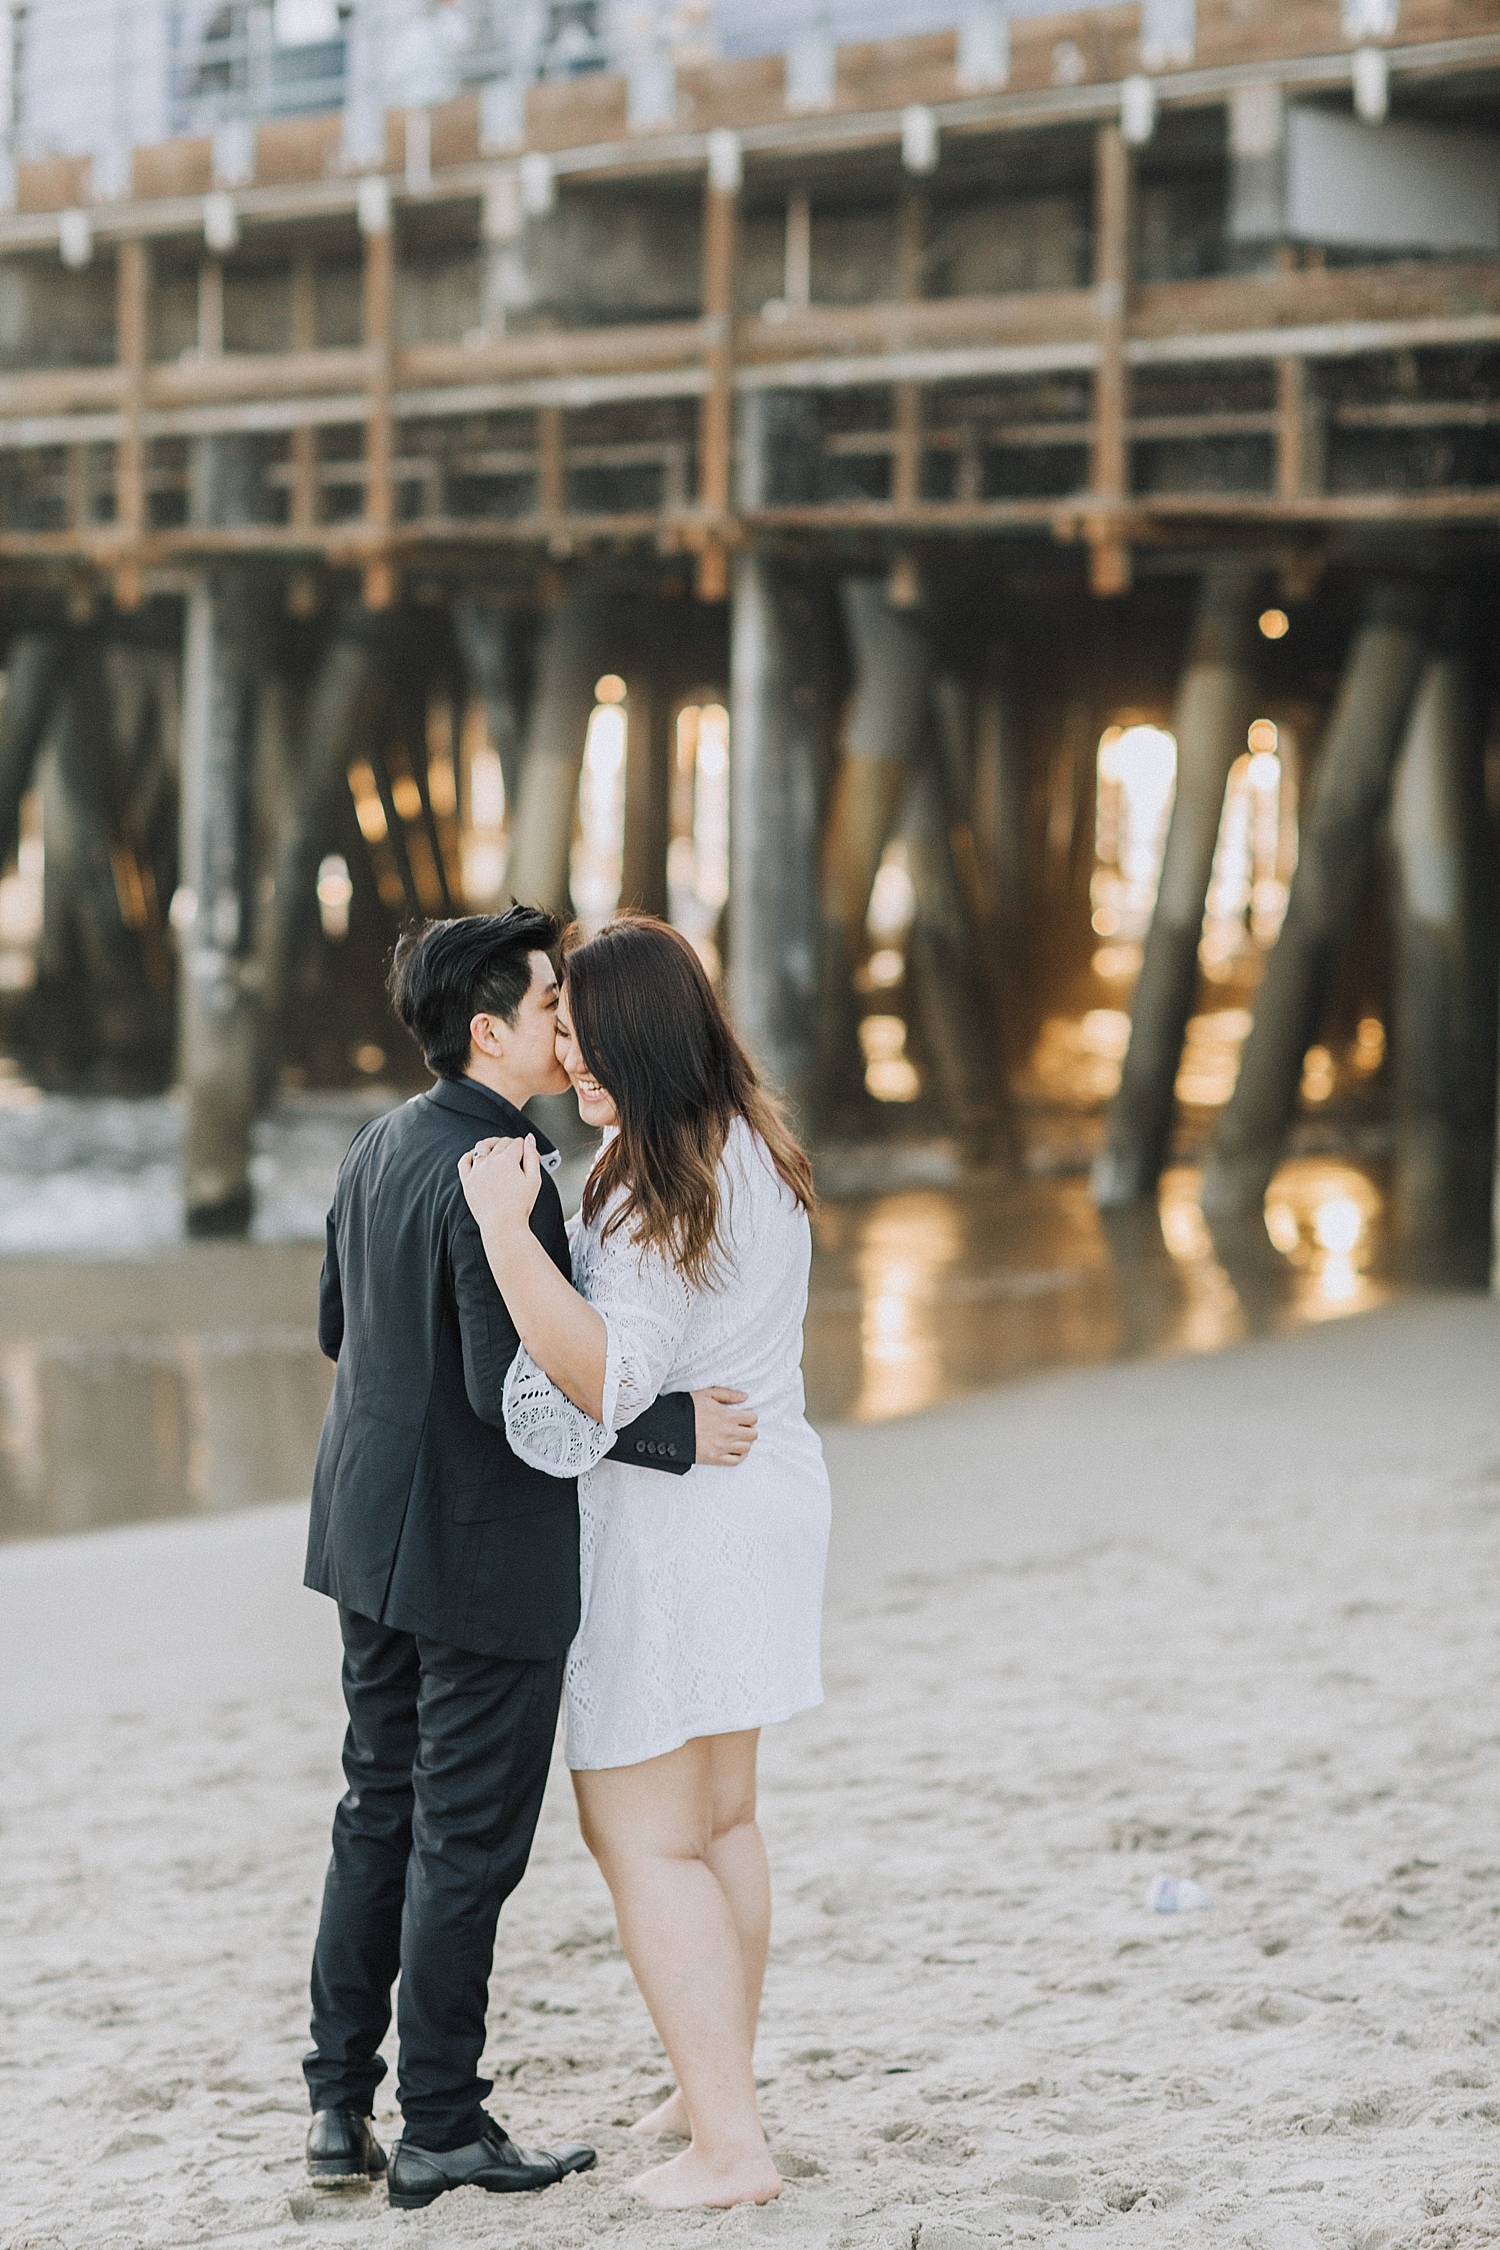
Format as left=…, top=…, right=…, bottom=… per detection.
left=556, top=987, right=619, bottom=1130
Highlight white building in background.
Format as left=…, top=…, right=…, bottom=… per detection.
left=0, top=0, right=1134, bottom=174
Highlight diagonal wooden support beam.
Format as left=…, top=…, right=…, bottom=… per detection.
left=0, top=633, right=66, bottom=865
left=1202, top=580, right=1433, bottom=1222
left=1092, top=567, right=1261, bottom=1209
left=258, top=612, right=388, bottom=1084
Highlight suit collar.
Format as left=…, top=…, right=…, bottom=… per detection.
left=425, top=1077, right=562, bottom=1172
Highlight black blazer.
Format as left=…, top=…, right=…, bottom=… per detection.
left=304, top=1076, right=694, bottom=1658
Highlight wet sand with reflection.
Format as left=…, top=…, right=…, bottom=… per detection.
left=0, top=1246, right=328, bottom=1541
left=0, top=1151, right=1418, bottom=1543
left=805, top=1155, right=1397, bottom=1422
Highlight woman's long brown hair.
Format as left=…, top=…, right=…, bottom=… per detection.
left=563, top=916, right=814, bottom=1288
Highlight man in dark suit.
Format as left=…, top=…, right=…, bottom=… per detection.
left=301, top=907, right=755, bottom=2211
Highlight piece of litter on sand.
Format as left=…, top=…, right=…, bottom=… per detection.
left=1147, top=1874, right=1211, bottom=1913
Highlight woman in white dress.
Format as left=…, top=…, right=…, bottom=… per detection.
left=457, top=916, right=830, bottom=2213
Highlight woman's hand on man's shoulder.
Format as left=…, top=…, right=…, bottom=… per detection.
left=458, top=1134, right=543, bottom=1232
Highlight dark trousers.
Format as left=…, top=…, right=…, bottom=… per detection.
left=304, top=1606, right=565, bottom=2151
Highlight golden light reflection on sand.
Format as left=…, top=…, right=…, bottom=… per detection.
left=1265, top=1158, right=1391, bottom=1321
left=1157, top=1168, right=1248, bottom=1355
left=806, top=1147, right=1395, bottom=1431
left=849, top=1193, right=965, bottom=1420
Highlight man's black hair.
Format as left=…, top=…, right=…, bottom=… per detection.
left=388, top=906, right=561, bottom=1079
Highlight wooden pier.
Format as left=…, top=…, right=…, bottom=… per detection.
left=0, top=0, right=1495, bottom=1241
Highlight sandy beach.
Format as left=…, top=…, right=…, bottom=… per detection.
left=6, top=1291, right=1500, bottom=2250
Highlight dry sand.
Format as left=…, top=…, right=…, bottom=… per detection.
left=6, top=1294, right=1500, bottom=2250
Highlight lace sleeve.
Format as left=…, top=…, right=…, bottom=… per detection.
left=502, top=1213, right=695, bottom=1479
left=503, top=1343, right=614, bottom=1477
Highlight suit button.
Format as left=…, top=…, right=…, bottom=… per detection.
left=635, top=1441, right=645, bottom=1454
left=649, top=1441, right=659, bottom=1455
left=667, top=1445, right=677, bottom=1458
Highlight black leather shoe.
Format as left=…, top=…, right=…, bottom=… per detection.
left=306, top=2108, right=387, bottom=2188
left=387, top=2119, right=595, bottom=2210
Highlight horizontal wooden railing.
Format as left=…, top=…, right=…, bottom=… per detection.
left=0, top=256, right=1496, bottom=585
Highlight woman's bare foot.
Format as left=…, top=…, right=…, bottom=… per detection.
left=627, top=2147, right=782, bottom=2210
left=630, top=2087, right=689, bottom=2139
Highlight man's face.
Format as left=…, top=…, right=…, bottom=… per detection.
left=472, top=951, right=571, bottom=1100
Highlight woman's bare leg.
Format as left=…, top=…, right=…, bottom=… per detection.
left=631, top=1731, right=769, bottom=2140
left=573, top=1734, right=780, bottom=2209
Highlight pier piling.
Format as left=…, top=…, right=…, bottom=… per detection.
left=1093, top=568, right=1260, bottom=1209
left=728, top=552, right=831, bottom=1127
left=1390, top=623, right=1496, bottom=1261
left=506, top=582, right=612, bottom=916
left=1201, top=581, right=1432, bottom=1223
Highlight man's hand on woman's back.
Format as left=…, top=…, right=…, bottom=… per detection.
left=691, top=1389, right=758, bottom=1466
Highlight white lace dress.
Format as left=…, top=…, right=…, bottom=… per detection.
left=503, top=1117, right=830, bottom=1770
